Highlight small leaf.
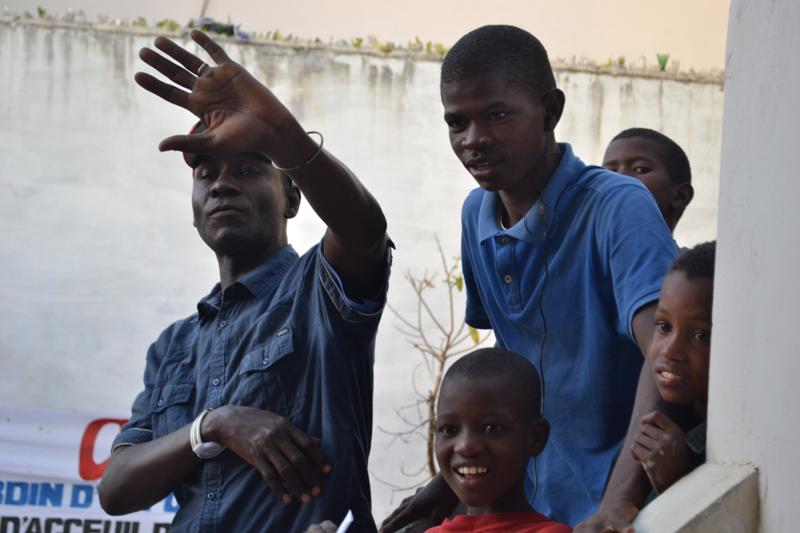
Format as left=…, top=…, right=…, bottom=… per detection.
left=455, top=276, right=463, bottom=292
left=657, top=52, right=670, bottom=71
left=468, top=326, right=479, bottom=345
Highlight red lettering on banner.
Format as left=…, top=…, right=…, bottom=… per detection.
left=79, top=418, right=127, bottom=480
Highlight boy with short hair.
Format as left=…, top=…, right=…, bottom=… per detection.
left=632, top=241, right=715, bottom=495
left=381, top=25, right=677, bottom=530
left=427, top=348, right=570, bottom=532
left=602, top=128, right=695, bottom=234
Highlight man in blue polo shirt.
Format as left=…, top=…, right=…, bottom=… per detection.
left=98, top=32, right=390, bottom=532
left=381, top=26, right=676, bottom=531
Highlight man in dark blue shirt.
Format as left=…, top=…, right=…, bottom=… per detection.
left=98, top=31, right=391, bottom=532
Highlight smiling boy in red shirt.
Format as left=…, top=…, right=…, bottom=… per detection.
left=427, top=348, right=571, bottom=533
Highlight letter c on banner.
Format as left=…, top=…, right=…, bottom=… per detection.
left=79, top=418, right=127, bottom=480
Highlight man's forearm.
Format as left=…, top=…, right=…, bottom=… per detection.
left=99, top=425, right=199, bottom=515
left=269, top=119, right=387, bottom=252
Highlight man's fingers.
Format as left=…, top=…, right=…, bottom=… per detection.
left=631, top=442, right=646, bottom=462
left=305, top=522, right=338, bottom=533
left=158, top=131, right=215, bottom=153
left=278, top=440, right=322, bottom=499
left=154, top=35, right=207, bottom=75
left=291, top=428, right=330, bottom=474
left=134, top=72, right=189, bottom=110
left=639, top=423, right=668, bottom=441
left=634, top=433, right=659, bottom=452
left=138, top=47, right=195, bottom=90
left=257, top=458, right=291, bottom=504
left=266, top=446, right=311, bottom=502
left=191, top=30, right=232, bottom=64
left=642, top=410, right=678, bottom=431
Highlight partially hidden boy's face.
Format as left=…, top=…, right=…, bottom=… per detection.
left=602, top=137, right=677, bottom=229
left=648, top=271, right=713, bottom=409
left=441, top=77, right=550, bottom=194
left=434, top=375, right=547, bottom=514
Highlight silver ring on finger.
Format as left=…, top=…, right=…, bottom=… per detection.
left=197, top=62, right=211, bottom=76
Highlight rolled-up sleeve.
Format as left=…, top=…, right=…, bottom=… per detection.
left=316, top=241, right=392, bottom=323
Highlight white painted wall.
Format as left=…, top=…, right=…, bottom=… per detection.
left=0, top=21, right=722, bottom=521
left=2, top=0, right=730, bottom=70
left=709, top=0, right=800, bottom=530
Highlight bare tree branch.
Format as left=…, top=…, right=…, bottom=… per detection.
left=382, top=236, right=492, bottom=485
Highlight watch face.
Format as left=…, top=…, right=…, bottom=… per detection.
left=193, top=441, right=225, bottom=459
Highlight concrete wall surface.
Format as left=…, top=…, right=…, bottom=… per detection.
left=0, top=21, right=722, bottom=521
left=3, top=0, right=731, bottom=70
left=708, top=0, right=800, bottom=531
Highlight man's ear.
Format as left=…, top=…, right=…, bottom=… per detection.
left=541, top=89, right=566, bottom=132
left=529, top=417, right=550, bottom=457
left=284, top=180, right=302, bottom=219
left=672, top=182, right=695, bottom=212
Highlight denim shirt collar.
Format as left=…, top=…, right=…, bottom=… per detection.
left=477, top=143, right=584, bottom=244
left=197, top=245, right=299, bottom=317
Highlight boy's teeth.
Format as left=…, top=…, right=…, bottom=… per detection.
left=457, top=466, right=488, bottom=475
left=661, top=371, right=680, bottom=380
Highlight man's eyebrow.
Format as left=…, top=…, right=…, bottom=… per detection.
left=609, top=155, right=658, bottom=166
left=443, top=101, right=513, bottom=119
left=482, top=101, right=512, bottom=111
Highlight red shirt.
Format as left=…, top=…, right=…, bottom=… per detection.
left=425, top=512, right=572, bottom=532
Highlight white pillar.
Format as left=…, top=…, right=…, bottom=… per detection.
left=635, top=0, right=800, bottom=530
left=710, top=0, right=800, bottom=529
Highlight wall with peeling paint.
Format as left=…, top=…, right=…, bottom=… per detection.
left=0, top=22, right=722, bottom=520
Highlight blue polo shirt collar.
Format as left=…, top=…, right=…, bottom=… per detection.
left=477, top=143, right=582, bottom=244
left=197, top=245, right=299, bottom=317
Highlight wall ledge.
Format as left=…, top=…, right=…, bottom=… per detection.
left=0, top=16, right=724, bottom=86
left=633, top=463, right=759, bottom=533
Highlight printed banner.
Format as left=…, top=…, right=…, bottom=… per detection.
left=0, top=406, right=176, bottom=533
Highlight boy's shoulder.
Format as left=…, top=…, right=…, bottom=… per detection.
left=462, top=185, right=487, bottom=214
left=574, top=164, right=653, bottom=199
left=461, top=161, right=652, bottom=210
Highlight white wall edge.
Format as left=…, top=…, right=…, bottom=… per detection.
left=633, top=463, right=759, bottom=533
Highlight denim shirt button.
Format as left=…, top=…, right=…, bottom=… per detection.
left=218, top=320, right=227, bottom=329
left=262, top=358, right=269, bottom=365
left=157, top=399, right=164, bottom=407
left=207, top=492, right=215, bottom=500
left=212, top=378, right=220, bottom=386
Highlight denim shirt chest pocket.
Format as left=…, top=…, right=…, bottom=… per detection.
left=150, top=382, right=194, bottom=438
left=234, top=326, right=293, bottom=417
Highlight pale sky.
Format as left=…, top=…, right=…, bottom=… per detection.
left=5, top=0, right=730, bottom=70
